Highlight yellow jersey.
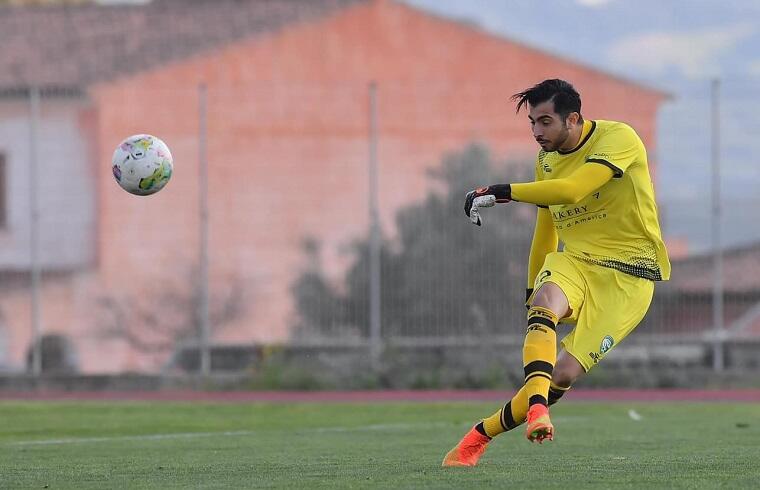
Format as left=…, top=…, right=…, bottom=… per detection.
left=534, top=119, right=671, bottom=281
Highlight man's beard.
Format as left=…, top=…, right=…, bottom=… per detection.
left=550, top=125, right=571, bottom=152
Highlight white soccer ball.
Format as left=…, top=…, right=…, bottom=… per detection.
left=111, top=134, right=173, bottom=196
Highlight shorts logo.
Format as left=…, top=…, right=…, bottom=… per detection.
left=600, top=335, right=615, bottom=354
left=537, top=270, right=551, bottom=284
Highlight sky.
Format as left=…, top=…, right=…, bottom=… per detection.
left=404, top=0, right=760, bottom=252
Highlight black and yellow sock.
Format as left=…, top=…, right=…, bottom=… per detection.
left=478, top=386, right=530, bottom=438
left=474, top=307, right=560, bottom=438
left=523, top=306, right=559, bottom=407
left=476, top=381, right=570, bottom=437
left=548, top=382, right=570, bottom=406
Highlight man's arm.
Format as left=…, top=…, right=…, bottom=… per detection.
left=526, top=207, right=558, bottom=301
left=510, top=163, right=614, bottom=206
left=464, top=123, right=644, bottom=223
left=463, top=163, right=614, bottom=225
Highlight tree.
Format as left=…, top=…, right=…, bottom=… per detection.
left=292, top=144, right=536, bottom=340
left=96, top=267, right=246, bottom=367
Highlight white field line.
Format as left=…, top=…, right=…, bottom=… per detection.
left=8, top=430, right=257, bottom=447
left=6, top=417, right=585, bottom=447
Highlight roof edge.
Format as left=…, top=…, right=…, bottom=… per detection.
left=0, top=86, right=86, bottom=99
left=672, top=241, right=760, bottom=266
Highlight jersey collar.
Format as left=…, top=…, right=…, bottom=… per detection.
left=558, top=120, right=596, bottom=155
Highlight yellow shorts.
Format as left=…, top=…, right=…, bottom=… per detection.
left=531, top=252, right=654, bottom=372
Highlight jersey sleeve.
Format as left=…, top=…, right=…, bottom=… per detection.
left=585, top=123, right=643, bottom=177
left=509, top=164, right=614, bottom=206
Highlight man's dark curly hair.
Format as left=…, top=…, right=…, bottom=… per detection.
left=511, top=79, right=583, bottom=122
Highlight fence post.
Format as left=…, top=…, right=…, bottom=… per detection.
left=198, top=84, right=211, bottom=375
left=710, top=78, right=725, bottom=372
left=29, top=86, right=42, bottom=376
left=368, top=81, right=382, bottom=369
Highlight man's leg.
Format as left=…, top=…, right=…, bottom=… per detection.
left=442, top=283, right=569, bottom=466
left=486, top=350, right=585, bottom=434
left=521, top=283, right=568, bottom=442
left=547, top=350, right=586, bottom=405
left=441, top=349, right=584, bottom=467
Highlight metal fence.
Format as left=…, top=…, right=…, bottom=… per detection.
left=2, top=81, right=759, bottom=379
left=1, top=3, right=760, bottom=382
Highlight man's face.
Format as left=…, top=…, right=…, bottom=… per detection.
left=527, top=100, right=572, bottom=152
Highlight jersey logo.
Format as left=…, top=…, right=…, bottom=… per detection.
left=588, top=152, right=612, bottom=160
left=538, top=151, right=551, bottom=173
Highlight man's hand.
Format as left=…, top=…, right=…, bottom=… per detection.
left=464, top=184, right=512, bottom=226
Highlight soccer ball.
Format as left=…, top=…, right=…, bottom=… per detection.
left=111, top=134, right=173, bottom=196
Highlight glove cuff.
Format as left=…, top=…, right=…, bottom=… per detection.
left=487, top=184, right=511, bottom=202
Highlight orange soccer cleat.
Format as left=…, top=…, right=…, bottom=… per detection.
left=525, top=404, right=554, bottom=443
left=441, top=426, right=492, bottom=467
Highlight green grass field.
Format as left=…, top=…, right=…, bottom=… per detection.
left=0, top=400, right=758, bottom=489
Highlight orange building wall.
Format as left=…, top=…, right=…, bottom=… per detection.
left=76, top=0, right=666, bottom=371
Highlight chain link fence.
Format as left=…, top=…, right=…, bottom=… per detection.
left=1, top=1, right=759, bottom=387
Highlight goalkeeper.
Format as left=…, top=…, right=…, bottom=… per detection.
left=443, top=79, right=671, bottom=467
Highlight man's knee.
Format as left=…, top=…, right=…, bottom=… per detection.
left=531, top=282, right=570, bottom=319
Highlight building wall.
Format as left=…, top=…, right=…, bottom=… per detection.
left=0, top=98, right=101, bottom=370
left=67, top=0, right=667, bottom=371
left=0, top=98, right=96, bottom=270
